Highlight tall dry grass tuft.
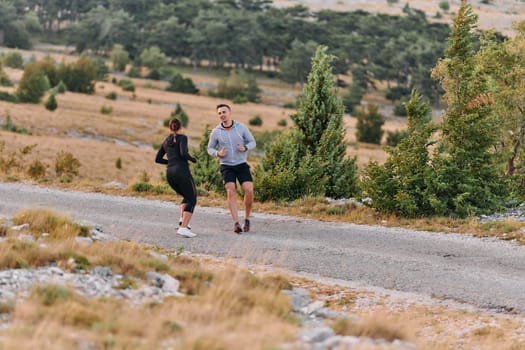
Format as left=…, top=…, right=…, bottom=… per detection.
left=0, top=238, right=58, bottom=268
left=332, top=312, right=410, bottom=342
left=12, top=208, right=90, bottom=239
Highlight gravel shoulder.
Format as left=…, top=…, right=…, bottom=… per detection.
left=1, top=182, right=524, bottom=315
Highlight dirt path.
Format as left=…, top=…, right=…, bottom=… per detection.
left=1, top=182, right=524, bottom=314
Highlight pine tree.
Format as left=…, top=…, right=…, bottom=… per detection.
left=45, top=93, right=58, bottom=111
left=255, top=45, right=359, bottom=200
left=430, top=0, right=506, bottom=216
left=362, top=90, right=437, bottom=216
left=191, top=126, right=223, bottom=193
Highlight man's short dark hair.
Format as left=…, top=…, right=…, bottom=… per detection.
left=216, top=103, right=231, bottom=110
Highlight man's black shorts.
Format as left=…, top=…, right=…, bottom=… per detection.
left=220, top=163, right=253, bottom=185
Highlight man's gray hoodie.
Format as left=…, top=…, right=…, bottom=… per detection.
left=207, top=121, right=256, bottom=166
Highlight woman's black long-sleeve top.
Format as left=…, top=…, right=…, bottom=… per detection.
left=155, top=134, right=196, bottom=167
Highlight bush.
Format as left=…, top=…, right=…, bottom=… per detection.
left=393, top=100, right=407, bottom=117
left=342, top=84, right=364, bottom=115
left=0, top=91, right=19, bottom=103
left=385, top=130, right=409, bottom=147
left=17, top=62, right=51, bottom=103
left=54, top=151, right=80, bottom=177
left=118, top=79, right=135, bottom=92
left=105, top=91, right=117, bottom=100
left=100, top=106, right=113, bottom=115
left=27, top=160, right=47, bottom=179
left=110, top=44, right=130, bottom=72
left=57, top=57, right=97, bottom=94
left=209, top=70, right=260, bottom=103
left=385, top=86, right=410, bottom=102
left=277, top=119, right=287, bottom=127
left=3, top=51, right=24, bottom=69
left=164, top=103, right=189, bottom=128
left=166, top=73, right=199, bottom=94
left=45, top=94, right=58, bottom=111
left=439, top=1, right=450, bottom=12
left=115, top=158, right=122, bottom=169
left=249, top=115, right=263, bottom=126
left=355, top=104, right=384, bottom=144
left=55, top=80, right=67, bottom=93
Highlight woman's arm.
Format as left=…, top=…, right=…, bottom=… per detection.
left=179, top=135, right=197, bottom=163
left=155, top=145, right=168, bottom=165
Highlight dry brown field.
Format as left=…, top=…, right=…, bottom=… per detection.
left=0, top=58, right=406, bottom=188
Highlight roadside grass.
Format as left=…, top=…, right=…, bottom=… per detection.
left=1, top=208, right=524, bottom=349
left=0, top=208, right=298, bottom=349
left=292, top=277, right=525, bottom=350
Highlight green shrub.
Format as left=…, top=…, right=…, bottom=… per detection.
left=393, top=100, right=407, bottom=117
left=100, top=106, right=113, bottom=114
left=166, top=72, right=199, bottom=94
left=385, top=130, right=409, bottom=147
left=277, top=119, right=287, bottom=127
left=54, top=151, right=80, bottom=177
left=191, top=126, right=223, bottom=193
left=164, top=103, right=189, bottom=128
left=45, top=94, right=58, bottom=111
left=17, top=62, right=51, bottom=103
left=249, top=115, right=263, bottom=127
left=115, top=157, right=122, bottom=169
left=0, top=91, right=19, bottom=103
left=439, top=1, right=450, bottom=12
left=118, top=79, right=135, bottom=92
left=105, top=91, right=117, bottom=100
left=3, top=51, right=24, bottom=69
left=132, top=181, right=153, bottom=192
left=282, top=101, right=296, bottom=109
left=56, top=80, right=67, bottom=93
left=57, top=56, right=97, bottom=94
left=1, top=115, right=30, bottom=134
left=27, top=160, right=47, bottom=179
left=355, top=104, right=384, bottom=144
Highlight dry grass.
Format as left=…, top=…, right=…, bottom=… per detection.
left=291, top=276, right=525, bottom=350
left=0, top=209, right=298, bottom=349
left=1, top=208, right=524, bottom=349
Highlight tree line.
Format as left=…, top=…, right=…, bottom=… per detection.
left=0, top=0, right=458, bottom=105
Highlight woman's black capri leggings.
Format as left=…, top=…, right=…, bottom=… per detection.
left=166, top=165, right=197, bottom=213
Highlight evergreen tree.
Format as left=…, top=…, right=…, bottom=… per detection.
left=45, top=93, right=58, bottom=111
left=17, top=62, right=50, bottom=103
left=430, top=0, right=506, bottom=216
left=355, top=104, right=385, bottom=144
left=255, top=45, right=359, bottom=200
left=362, top=90, right=437, bottom=216
left=191, top=126, right=223, bottom=193
left=476, top=22, right=525, bottom=197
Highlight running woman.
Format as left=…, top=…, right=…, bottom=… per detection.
left=155, top=118, right=197, bottom=238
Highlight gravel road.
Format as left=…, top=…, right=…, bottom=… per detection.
left=1, top=182, right=524, bottom=314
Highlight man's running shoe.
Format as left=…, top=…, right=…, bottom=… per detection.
left=177, top=227, right=196, bottom=238
left=233, top=222, right=243, bottom=234
left=243, top=219, right=250, bottom=232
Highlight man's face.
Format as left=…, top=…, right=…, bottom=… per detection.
left=217, top=106, right=231, bottom=123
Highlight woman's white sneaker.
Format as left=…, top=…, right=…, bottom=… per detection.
left=177, top=227, right=196, bottom=238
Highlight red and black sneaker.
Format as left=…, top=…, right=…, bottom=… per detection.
left=243, top=219, right=250, bottom=232
left=233, top=222, right=243, bottom=234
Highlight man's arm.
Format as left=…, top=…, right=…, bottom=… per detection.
left=207, top=129, right=220, bottom=157
left=243, top=125, right=256, bottom=151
